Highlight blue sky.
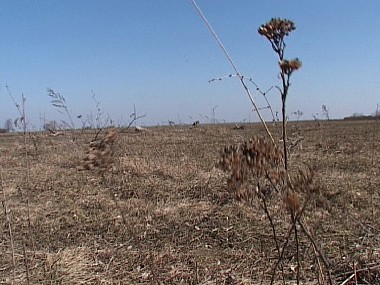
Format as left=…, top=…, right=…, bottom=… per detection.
left=1, top=1, right=380, bottom=128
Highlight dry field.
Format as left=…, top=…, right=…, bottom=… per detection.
left=1, top=120, right=379, bottom=284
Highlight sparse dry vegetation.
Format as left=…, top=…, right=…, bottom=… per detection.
left=1, top=121, right=380, bottom=284
left=1, top=5, right=379, bottom=285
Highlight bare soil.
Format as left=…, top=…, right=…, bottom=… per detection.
left=1, top=120, right=379, bottom=284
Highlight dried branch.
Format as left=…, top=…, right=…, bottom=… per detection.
left=190, top=0, right=274, bottom=142
left=125, top=105, right=147, bottom=130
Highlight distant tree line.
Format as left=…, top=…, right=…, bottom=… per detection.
left=343, top=113, right=380, bottom=121
left=0, top=118, right=14, bottom=133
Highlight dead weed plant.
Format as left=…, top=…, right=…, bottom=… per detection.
left=77, top=128, right=118, bottom=172
left=217, top=136, right=332, bottom=284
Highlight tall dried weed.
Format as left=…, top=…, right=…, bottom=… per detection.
left=217, top=136, right=332, bottom=284
left=217, top=136, right=321, bottom=213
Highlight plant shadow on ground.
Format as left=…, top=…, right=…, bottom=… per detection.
left=1, top=120, right=379, bottom=284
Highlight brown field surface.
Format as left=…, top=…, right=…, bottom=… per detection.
left=1, top=120, right=379, bottom=284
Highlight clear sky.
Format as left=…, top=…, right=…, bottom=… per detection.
left=1, top=1, right=380, bottom=128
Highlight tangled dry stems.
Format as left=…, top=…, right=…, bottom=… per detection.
left=217, top=136, right=330, bottom=283
left=217, top=136, right=322, bottom=222
left=217, top=136, right=283, bottom=200
left=77, top=128, right=118, bottom=172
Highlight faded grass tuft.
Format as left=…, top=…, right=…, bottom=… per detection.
left=42, top=247, right=96, bottom=284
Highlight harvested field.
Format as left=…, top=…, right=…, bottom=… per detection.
left=1, top=120, right=379, bottom=284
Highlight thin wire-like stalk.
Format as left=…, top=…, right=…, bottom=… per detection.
left=22, top=95, right=31, bottom=228
left=5, top=87, right=32, bottom=228
left=281, top=98, right=288, bottom=169
left=371, top=103, right=379, bottom=166
left=270, top=193, right=311, bottom=285
left=190, top=0, right=274, bottom=143
left=246, top=79, right=277, bottom=125
left=263, top=174, right=288, bottom=285
left=292, top=214, right=301, bottom=285
left=259, top=19, right=299, bottom=169
left=298, top=220, right=333, bottom=285
left=270, top=219, right=296, bottom=285
left=279, top=70, right=291, bottom=170
left=211, top=74, right=278, bottom=127
left=125, top=104, right=147, bottom=130
left=260, top=193, right=286, bottom=285
left=1, top=167, right=16, bottom=284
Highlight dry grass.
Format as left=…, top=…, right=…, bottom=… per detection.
left=0, top=121, right=380, bottom=284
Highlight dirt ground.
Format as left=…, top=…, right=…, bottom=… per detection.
left=1, top=120, right=379, bottom=284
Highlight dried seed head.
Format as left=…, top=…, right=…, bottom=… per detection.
left=258, top=18, right=296, bottom=41
left=279, top=58, right=302, bottom=75
left=290, top=166, right=320, bottom=195
left=284, top=191, right=301, bottom=215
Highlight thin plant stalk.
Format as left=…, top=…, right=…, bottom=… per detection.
left=6, top=86, right=32, bottom=227
left=371, top=103, right=379, bottom=166
left=260, top=191, right=286, bottom=285
left=125, top=104, right=147, bottom=130
left=210, top=74, right=279, bottom=132
left=22, top=95, right=32, bottom=228
left=270, top=192, right=310, bottom=285
left=298, top=220, right=333, bottom=285
left=47, top=88, right=75, bottom=129
left=278, top=45, right=289, bottom=170
left=270, top=218, right=297, bottom=285
left=258, top=18, right=302, bottom=169
left=292, top=213, right=301, bottom=285
left=190, top=0, right=274, bottom=143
